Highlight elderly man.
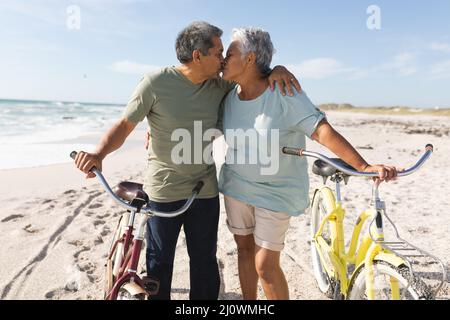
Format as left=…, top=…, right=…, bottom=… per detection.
left=74, top=21, right=300, bottom=300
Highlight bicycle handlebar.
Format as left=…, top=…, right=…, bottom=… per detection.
left=281, top=144, right=433, bottom=178
left=70, top=151, right=203, bottom=217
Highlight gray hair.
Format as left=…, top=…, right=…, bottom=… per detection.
left=176, top=21, right=223, bottom=63
left=231, top=27, right=275, bottom=75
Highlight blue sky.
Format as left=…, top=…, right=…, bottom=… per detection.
left=1, top=0, right=450, bottom=108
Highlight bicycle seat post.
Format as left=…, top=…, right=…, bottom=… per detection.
left=330, top=173, right=344, bottom=203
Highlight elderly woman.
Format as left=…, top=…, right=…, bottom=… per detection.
left=218, top=27, right=397, bottom=300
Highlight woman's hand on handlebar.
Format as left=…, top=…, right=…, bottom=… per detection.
left=75, top=151, right=103, bottom=179
left=363, top=164, right=398, bottom=183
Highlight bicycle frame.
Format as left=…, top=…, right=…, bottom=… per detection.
left=284, top=144, right=445, bottom=299
left=312, top=179, right=402, bottom=299
left=103, top=207, right=142, bottom=299
left=106, top=207, right=151, bottom=300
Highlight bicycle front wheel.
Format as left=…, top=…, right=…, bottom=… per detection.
left=310, top=187, right=337, bottom=298
left=104, top=212, right=129, bottom=298
left=348, top=261, right=433, bottom=300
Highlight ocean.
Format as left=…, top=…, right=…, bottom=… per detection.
left=0, top=99, right=125, bottom=169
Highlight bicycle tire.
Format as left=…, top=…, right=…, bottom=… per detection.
left=348, top=261, right=433, bottom=300
left=104, top=212, right=129, bottom=299
left=310, top=187, right=338, bottom=298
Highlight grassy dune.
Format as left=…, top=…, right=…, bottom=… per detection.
left=319, top=103, right=450, bottom=116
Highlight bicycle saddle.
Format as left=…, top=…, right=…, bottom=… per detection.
left=113, top=181, right=149, bottom=203
left=312, top=158, right=355, bottom=177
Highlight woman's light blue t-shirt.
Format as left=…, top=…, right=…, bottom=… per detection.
left=218, top=85, right=325, bottom=216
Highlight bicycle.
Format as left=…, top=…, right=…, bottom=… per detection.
left=282, top=144, right=446, bottom=300
left=70, top=151, right=204, bottom=300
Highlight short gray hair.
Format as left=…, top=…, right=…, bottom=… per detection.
left=176, top=21, right=223, bottom=63
left=231, top=27, right=275, bottom=75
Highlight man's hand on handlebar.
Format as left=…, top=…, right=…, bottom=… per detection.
left=362, top=164, right=398, bottom=183
left=75, top=151, right=103, bottom=179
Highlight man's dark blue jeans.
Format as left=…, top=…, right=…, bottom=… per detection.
left=145, top=196, right=220, bottom=300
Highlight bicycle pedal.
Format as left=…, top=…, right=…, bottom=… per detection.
left=142, top=276, right=160, bottom=296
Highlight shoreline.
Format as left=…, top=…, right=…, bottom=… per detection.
left=0, top=123, right=148, bottom=171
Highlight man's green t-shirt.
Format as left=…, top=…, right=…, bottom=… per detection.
left=123, top=66, right=233, bottom=202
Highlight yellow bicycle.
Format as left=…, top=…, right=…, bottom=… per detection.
left=282, top=144, right=446, bottom=300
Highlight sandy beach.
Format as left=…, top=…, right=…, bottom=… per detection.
left=0, top=111, right=449, bottom=300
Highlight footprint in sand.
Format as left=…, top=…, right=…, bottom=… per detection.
left=41, top=199, right=52, bottom=204
left=1, top=214, right=24, bottom=223
left=23, top=224, right=40, bottom=233
left=78, top=261, right=96, bottom=274
left=93, top=220, right=106, bottom=227
left=45, top=288, right=65, bottom=299
left=68, top=239, right=84, bottom=247
left=94, top=235, right=104, bottom=245
left=73, top=246, right=91, bottom=259
left=64, top=190, right=76, bottom=195
left=100, top=226, right=111, bottom=236
left=74, top=254, right=99, bottom=284
left=88, top=203, right=103, bottom=209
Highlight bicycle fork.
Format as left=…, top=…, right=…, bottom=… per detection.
left=364, top=183, right=400, bottom=300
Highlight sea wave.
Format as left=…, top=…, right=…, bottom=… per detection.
left=0, top=99, right=125, bottom=168
left=0, top=99, right=124, bottom=144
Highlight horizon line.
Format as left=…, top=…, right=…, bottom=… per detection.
left=0, top=96, right=449, bottom=110
left=0, top=97, right=126, bottom=106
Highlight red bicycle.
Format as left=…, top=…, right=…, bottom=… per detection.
left=70, top=151, right=204, bottom=300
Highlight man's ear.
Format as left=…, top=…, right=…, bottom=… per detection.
left=192, top=49, right=202, bottom=63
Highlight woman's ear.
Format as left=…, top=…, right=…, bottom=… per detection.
left=247, top=52, right=256, bottom=65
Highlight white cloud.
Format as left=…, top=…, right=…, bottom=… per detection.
left=379, top=52, right=417, bottom=76
left=109, top=60, right=161, bottom=75
left=287, top=58, right=353, bottom=79
left=430, top=60, right=450, bottom=79
left=430, top=42, right=450, bottom=53
left=288, top=53, right=417, bottom=81
left=349, top=52, right=418, bottom=79
left=392, top=52, right=414, bottom=65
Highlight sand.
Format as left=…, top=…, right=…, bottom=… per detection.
left=0, top=111, right=449, bottom=300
